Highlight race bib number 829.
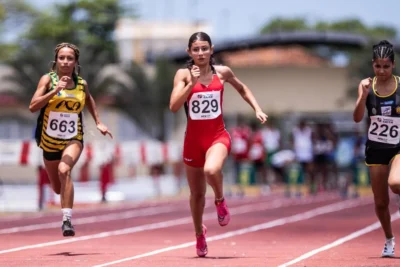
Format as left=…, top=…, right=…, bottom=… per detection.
left=189, top=91, right=221, bottom=120
left=368, top=116, right=400, bottom=144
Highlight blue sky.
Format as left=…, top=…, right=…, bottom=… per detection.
left=35, top=0, right=400, bottom=41
left=129, top=0, right=400, bottom=40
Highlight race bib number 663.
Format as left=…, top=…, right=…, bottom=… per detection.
left=46, top=111, right=78, bottom=139
left=189, top=91, right=221, bottom=120
left=368, top=116, right=400, bottom=144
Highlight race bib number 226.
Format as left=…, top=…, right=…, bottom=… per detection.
left=368, top=116, right=400, bottom=144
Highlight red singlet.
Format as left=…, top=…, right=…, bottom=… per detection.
left=183, top=70, right=231, bottom=167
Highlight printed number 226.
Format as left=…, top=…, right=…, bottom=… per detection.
left=370, top=122, right=399, bottom=138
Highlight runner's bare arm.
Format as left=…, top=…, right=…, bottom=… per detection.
left=221, top=66, right=263, bottom=113
left=220, top=66, right=267, bottom=123
left=83, top=80, right=101, bottom=125
left=169, top=69, right=195, bottom=113
left=29, top=75, right=56, bottom=112
left=353, top=78, right=371, bottom=123
left=84, top=80, right=113, bottom=138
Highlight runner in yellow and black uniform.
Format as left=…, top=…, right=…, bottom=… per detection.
left=36, top=71, right=85, bottom=159
left=353, top=40, right=400, bottom=258
left=29, top=43, right=113, bottom=237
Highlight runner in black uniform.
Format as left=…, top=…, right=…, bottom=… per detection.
left=353, top=40, right=399, bottom=258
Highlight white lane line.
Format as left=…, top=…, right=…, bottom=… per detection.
left=277, top=211, right=400, bottom=267
left=0, top=193, right=342, bottom=254
left=0, top=206, right=181, bottom=234
left=91, top=198, right=373, bottom=267
left=0, top=201, right=155, bottom=222
left=0, top=194, right=337, bottom=234
left=0, top=192, right=283, bottom=223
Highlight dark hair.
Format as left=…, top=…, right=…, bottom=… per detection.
left=373, top=40, right=395, bottom=63
left=186, top=32, right=215, bottom=72
left=50, top=42, right=81, bottom=79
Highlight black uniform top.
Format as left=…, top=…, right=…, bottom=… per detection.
left=366, top=75, right=400, bottom=149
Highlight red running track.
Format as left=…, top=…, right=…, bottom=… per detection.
left=0, top=192, right=399, bottom=267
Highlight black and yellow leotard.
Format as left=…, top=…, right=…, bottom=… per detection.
left=35, top=72, right=86, bottom=152
left=365, top=75, right=400, bottom=149
left=364, top=75, right=400, bottom=165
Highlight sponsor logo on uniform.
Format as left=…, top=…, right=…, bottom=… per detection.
left=381, top=100, right=394, bottom=105
left=55, top=100, right=81, bottom=111
left=381, top=106, right=392, bottom=116
left=372, top=108, right=377, bottom=115
left=57, top=92, right=75, bottom=98
left=396, top=106, right=400, bottom=114
left=382, top=118, right=393, bottom=124
left=60, top=113, right=71, bottom=118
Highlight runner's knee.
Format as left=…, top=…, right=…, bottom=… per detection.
left=203, top=165, right=221, bottom=178
left=58, top=162, right=71, bottom=179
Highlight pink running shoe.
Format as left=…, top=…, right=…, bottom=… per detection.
left=196, top=224, right=208, bottom=257
left=215, top=198, right=231, bottom=226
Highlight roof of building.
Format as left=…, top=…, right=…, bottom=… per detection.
left=220, top=45, right=330, bottom=67
left=161, top=31, right=399, bottom=63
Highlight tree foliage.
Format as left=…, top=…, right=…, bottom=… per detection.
left=260, top=17, right=399, bottom=98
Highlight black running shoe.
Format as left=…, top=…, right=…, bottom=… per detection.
left=62, top=220, right=75, bottom=237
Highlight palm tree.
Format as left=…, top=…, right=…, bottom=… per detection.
left=4, top=44, right=179, bottom=140
left=2, top=0, right=177, bottom=140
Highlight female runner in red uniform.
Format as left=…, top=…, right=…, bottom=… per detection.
left=169, top=32, right=268, bottom=257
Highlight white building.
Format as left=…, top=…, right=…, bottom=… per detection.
left=114, top=18, right=212, bottom=64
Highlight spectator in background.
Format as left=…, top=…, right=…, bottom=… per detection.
left=100, top=156, right=116, bottom=203
left=326, top=122, right=340, bottom=189
left=291, top=119, right=314, bottom=194
left=313, top=122, right=336, bottom=193
left=248, top=120, right=268, bottom=194
left=230, top=114, right=251, bottom=189
left=150, top=163, right=164, bottom=198
left=261, top=117, right=283, bottom=184
left=38, top=164, right=51, bottom=210
left=350, top=130, right=367, bottom=198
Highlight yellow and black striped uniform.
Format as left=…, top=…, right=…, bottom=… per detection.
left=35, top=72, right=86, bottom=153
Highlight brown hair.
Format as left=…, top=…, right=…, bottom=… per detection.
left=50, top=42, right=81, bottom=78
left=186, top=32, right=215, bottom=72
